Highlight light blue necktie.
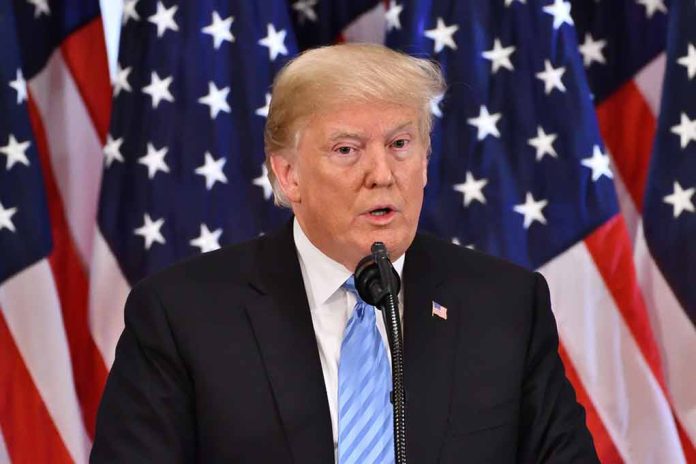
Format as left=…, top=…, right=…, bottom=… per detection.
left=337, top=276, right=394, bottom=464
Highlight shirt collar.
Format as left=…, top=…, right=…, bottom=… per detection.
left=293, top=218, right=405, bottom=307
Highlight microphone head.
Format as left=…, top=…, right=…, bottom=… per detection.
left=354, top=243, right=401, bottom=306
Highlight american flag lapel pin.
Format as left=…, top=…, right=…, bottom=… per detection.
left=432, top=301, right=448, bottom=320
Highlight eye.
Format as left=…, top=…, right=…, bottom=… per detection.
left=336, top=146, right=355, bottom=155
left=391, top=138, right=410, bottom=149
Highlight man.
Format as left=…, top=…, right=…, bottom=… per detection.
left=91, top=44, right=599, bottom=463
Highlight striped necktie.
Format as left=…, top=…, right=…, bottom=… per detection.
left=337, top=276, right=394, bottom=464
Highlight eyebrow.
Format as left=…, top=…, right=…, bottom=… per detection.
left=327, top=121, right=416, bottom=142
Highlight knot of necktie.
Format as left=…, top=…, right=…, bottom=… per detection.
left=343, top=275, right=370, bottom=320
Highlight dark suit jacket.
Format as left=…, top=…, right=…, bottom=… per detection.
left=91, top=221, right=599, bottom=463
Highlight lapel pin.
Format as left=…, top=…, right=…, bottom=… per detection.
left=432, top=301, right=448, bottom=320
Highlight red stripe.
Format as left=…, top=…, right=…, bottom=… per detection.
left=60, top=17, right=112, bottom=142
left=677, top=421, right=696, bottom=463
left=558, top=344, right=623, bottom=463
left=27, top=94, right=108, bottom=438
left=595, top=81, right=655, bottom=213
left=0, top=309, right=74, bottom=463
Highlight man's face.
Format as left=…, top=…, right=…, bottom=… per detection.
left=271, top=101, right=428, bottom=271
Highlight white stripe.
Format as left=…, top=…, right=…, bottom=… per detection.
left=28, top=50, right=105, bottom=268
left=343, top=3, right=386, bottom=44
left=634, top=221, right=696, bottom=443
left=634, top=52, right=667, bottom=117
left=539, top=243, right=686, bottom=463
left=0, top=428, right=10, bottom=464
left=88, top=230, right=131, bottom=369
left=0, top=260, right=91, bottom=464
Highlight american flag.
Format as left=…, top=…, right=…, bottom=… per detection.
left=1, top=0, right=695, bottom=463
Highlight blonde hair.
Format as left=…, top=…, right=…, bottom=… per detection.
left=264, top=43, right=446, bottom=207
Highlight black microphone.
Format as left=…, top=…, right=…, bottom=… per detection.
left=354, top=242, right=407, bottom=464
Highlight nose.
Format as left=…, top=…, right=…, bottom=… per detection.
left=363, top=146, right=394, bottom=188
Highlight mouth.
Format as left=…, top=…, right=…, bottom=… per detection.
left=362, top=205, right=398, bottom=224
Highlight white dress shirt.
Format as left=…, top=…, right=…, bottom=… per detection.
left=293, top=219, right=404, bottom=460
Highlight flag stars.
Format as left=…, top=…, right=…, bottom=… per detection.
left=430, top=94, right=444, bottom=118
left=467, top=105, right=502, bottom=140
left=528, top=126, right=558, bottom=161
left=677, top=43, right=696, bottom=80
left=113, top=63, right=132, bottom=97
left=195, top=152, right=228, bottom=190
left=255, top=93, right=271, bottom=118
left=134, top=214, right=166, bottom=250
left=0, top=135, right=31, bottom=170
left=9, top=69, right=27, bottom=104
left=202, top=11, right=235, bottom=49
left=482, top=39, right=516, bottom=73
left=542, top=0, right=574, bottom=29
left=505, top=0, right=526, bottom=5
left=258, top=24, right=288, bottom=61
left=26, top=0, right=50, bottom=17
left=103, top=135, right=124, bottom=167
left=148, top=1, right=179, bottom=38
left=190, top=224, right=223, bottom=253
left=581, top=145, right=613, bottom=181
left=122, top=0, right=141, bottom=25
left=536, top=60, right=567, bottom=94
left=670, top=113, right=696, bottom=149
left=198, top=82, right=231, bottom=119
left=138, top=143, right=170, bottom=179
left=292, top=0, right=318, bottom=24
left=513, top=193, right=548, bottom=229
left=253, top=164, right=274, bottom=200
left=142, top=72, right=174, bottom=109
left=424, top=17, right=459, bottom=53
left=453, top=172, right=488, bottom=207
left=579, top=33, right=607, bottom=68
left=0, top=202, right=18, bottom=233
left=635, top=0, right=667, bottom=18
left=663, top=182, right=695, bottom=218
left=385, top=1, right=404, bottom=31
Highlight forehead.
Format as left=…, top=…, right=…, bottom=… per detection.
left=311, top=102, right=421, bottom=140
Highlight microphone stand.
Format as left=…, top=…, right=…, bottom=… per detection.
left=355, top=242, right=407, bottom=464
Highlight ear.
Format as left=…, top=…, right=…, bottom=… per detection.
left=269, top=152, right=301, bottom=203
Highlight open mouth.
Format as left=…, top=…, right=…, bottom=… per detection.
left=369, top=207, right=394, bottom=217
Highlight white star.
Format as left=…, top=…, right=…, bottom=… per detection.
left=142, top=71, right=174, bottom=109
left=385, top=1, right=404, bottom=31
left=670, top=113, right=696, bottom=149
left=542, top=0, right=574, bottom=29
left=255, top=93, right=271, bottom=118
left=292, top=0, right=318, bottom=24
left=258, top=24, right=288, bottom=61
left=103, top=134, right=124, bottom=167
left=451, top=237, right=461, bottom=246
left=581, top=145, right=613, bottom=181
left=579, top=33, right=607, bottom=67
left=467, top=105, right=502, bottom=140
left=113, top=63, right=132, bottom=97
left=663, top=181, right=695, bottom=218
left=453, top=171, right=488, bottom=207
left=202, top=11, right=235, bottom=49
left=513, top=192, right=548, bottom=229
left=138, top=143, right=170, bottom=179
left=528, top=126, right=558, bottom=161
left=122, top=0, right=140, bottom=25
left=536, top=59, right=567, bottom=94
left=635, top=0, right=667, bottom=18
left=424, top=17, right=459, bottom=53
left=253, top=164, right=274, bottom=200
left=26, top=0, right=50, bottom=17
left=134, top=214, right=166, bottom=250
left=9, top=69, right=27, bottom=104
left=0, top=135, right=31, bottom=170
left=190, top=224, right=223, bottom=253
left=481, top=38, right=516, bottom=74
left=148, top=1, right=179, bottom=38
left=195, top=151, right=228, bottom=190
left=430, top=94, right=444, bottom=118
left=198, top=82, right=231, bottom=119
left=0, top=202, right=18, bottom=233
left=505, top=0, right=526, bottom=5
left=677, top=43, right=696, bottom=80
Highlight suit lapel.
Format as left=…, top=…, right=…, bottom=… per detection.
left=403, top=235, right=460, bottom=464
left=245, top=221, right=334, bottom=464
